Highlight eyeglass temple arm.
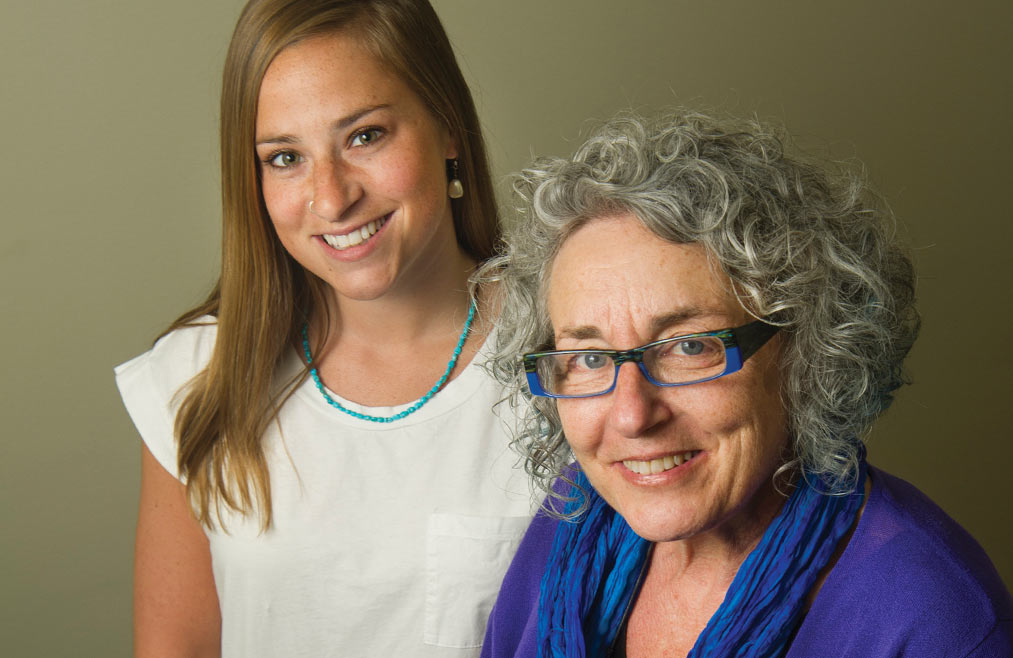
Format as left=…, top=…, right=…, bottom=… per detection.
left=733, top=320, right=781, bottom=362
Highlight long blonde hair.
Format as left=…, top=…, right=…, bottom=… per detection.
left=166, top=0, right=500, bottom=529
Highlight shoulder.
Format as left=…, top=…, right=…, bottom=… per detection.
left=856, top=466, right=1009, bottom=608
left=115, top=317, right=219, bottom=397
left=114, top=317, right=219, bottom=480
left=790, top=465, right=1013, bottom=657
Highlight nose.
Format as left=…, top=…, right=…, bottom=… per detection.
left=606, top=361, right=672, bottom=438
left=308, top=156, right=362, bottom=221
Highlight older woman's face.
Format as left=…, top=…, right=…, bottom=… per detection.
left=548, top=213, right=789, bottom=544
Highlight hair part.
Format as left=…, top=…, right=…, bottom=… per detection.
left=477, top=109, right=919, bottom=515
left=165, top=0, right=499, bottom=529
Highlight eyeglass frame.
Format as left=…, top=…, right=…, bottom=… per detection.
left=521, top=319, right=781, bottom=399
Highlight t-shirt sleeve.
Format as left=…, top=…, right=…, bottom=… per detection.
left=114, top=320, right=218, bottom=481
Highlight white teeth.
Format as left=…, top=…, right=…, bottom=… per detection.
left=623, top=451, right=699, bottom=475
left=322, top=217, right=387, bottom=250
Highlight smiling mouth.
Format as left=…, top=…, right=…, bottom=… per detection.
left=622, top=450, right=701, bottom=475
left=321, top=215, right=389, bottom=250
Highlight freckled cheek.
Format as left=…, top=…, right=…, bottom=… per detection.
left=260, top=181, right=303, bottom=229
left=705, top=397, right=787, bottom=471
left=557, top=401, right=608, bottom=461
left=701, top=398, right=751, bottom=434
left=391, top=161, right=441, bottom=206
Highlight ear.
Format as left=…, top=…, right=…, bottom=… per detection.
left=444, top=129, right=459, bottom=160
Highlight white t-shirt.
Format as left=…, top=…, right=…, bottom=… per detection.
left=115, top=319, right=533, bottom=657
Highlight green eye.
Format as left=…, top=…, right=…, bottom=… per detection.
left=351, top=128, right=383, bottom=147
left=268, top=151, right=299, bottom=168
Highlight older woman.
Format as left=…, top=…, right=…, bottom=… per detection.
left=479, top=112, right=1012, bottom=657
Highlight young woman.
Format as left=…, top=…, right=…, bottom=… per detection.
left=115, top=1, right=531, bottom=656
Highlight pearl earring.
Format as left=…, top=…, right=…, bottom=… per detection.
left=448, top=159, right=464, bottom=199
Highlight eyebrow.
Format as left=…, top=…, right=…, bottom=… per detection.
left=649, top=309, right=707, bottom=334
left=555, top=308, right=710, bottom=343
left=555, top=325, right=604, bottom=341
left=255, top=103, right=390, bottom=147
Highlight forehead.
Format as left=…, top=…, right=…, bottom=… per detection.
left=546, top=214, right=743, bottom=338
left=256, top=31, right=410, bottom=132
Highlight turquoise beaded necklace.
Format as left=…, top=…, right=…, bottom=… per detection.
left=301, top=300, right=476, bottom=423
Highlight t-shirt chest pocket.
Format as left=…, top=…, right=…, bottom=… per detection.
left=424, top=512, right=531, bottom=648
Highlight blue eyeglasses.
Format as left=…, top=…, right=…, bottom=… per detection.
left=522, top=319, right=780, bottom=399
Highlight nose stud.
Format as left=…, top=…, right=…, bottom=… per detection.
left=308, top=200, right=330, bottom=220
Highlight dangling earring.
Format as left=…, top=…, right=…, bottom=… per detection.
left=448, top=159, right=464, bottom=199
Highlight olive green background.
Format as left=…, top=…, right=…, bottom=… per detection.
left=2, top=0, right=1010, bottom=655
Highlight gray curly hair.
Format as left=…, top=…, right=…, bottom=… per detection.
left=478, top=110, right=919, bottom=507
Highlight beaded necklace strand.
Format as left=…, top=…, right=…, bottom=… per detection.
left=301, top=300, right=476, bottom=423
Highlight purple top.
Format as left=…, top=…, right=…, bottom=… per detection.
left=481, top=466, right=1013, bottom=657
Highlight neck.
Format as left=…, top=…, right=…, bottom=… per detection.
left=303, top=248, right=488, bottom=407
left=324, top=249, right=478, bottom=344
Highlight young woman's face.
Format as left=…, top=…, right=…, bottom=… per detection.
left=255, top=31, right=459, bottom=303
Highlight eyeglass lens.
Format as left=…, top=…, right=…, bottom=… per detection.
left=535, top=335, right=728, bottom=396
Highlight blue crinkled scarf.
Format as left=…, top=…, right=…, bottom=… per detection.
left=536, top=458, right=867, bottom=657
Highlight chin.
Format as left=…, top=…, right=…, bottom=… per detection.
left=327, top=272, right=399, bottom=302
left=616, top=503, right=700, bottom=543
left=627, top=520, right=692, bottom=543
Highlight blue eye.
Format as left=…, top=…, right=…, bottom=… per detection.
left=651, top=337, right=722, bottom=364
left=678, top=340, right=705, bottom=356
left=574, top=353, right=610, bottom=370
left=351, top=128, right=383, bottom=147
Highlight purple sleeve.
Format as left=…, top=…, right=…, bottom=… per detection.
left=965, top=619, right=1013, bottom=657
left=786, top=466, right=1013, bottom=657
